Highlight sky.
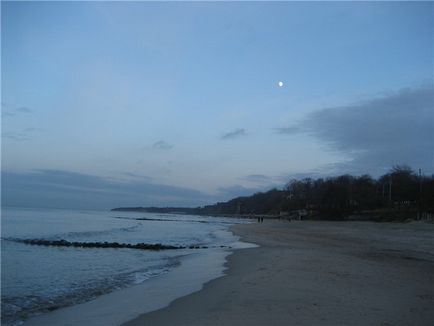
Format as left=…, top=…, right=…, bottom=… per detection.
left=2, top=1, right=433, bottom=209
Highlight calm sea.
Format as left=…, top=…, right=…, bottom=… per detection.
left=1, top=207, right=249, bottom=325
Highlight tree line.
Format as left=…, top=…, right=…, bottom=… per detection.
left=199, top=166, right=434, bottom=220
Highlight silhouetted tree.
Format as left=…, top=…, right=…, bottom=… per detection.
left=196, top=165, right=434, bottom=219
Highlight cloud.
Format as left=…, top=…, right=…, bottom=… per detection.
left=152, top=140, right=174, bottom=150
left=1, top=169, right=214, bottom=210
left=0, top=169, right=278, bottom=210
left=15, top=107, right=32, bottom=114
left=1, top=111, right=15, bottom=118
left=23, top=127, right=43, bottom=132
left=2, top=106, right=34, bottom=118
left=2, top=128, right=42, bottom=141
left=239, top=173, right=290, bottom=190
left=0, top=169, right=276, bottom=210
left=121, top=172, right=154, bottom=182
left=216, top=185, right=264, bottom=200
left=274, top=126, right=302, bottom=135
left=276, top=85, right=434, bottom=175
left=241, top=174, right=272, bottom=183
left=221, top=128, right=246, bottom=140
left=1, top=132, right=29, bottom=141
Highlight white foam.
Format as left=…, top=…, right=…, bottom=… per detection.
left=23, top=249, right=231, bottom=326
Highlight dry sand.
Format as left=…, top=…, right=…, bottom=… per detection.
left=125, top=220, right=434, bottom=326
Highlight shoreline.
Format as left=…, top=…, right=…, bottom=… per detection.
left=125, top=220, right=434, bottom=326
left=22, top=249, right=231, bottom=326
left=20, top=224, right=254, bottom=326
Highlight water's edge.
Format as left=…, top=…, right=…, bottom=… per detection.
left=22, top=235, right=257, bottom=326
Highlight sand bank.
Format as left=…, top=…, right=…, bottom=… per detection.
left=125, top=220, right=434, bottom=326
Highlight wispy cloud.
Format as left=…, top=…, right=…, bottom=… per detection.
left=221, top=128, right=246, bottom=140
left=276, top=85, right=434, bottom=174
left=1, top=111, right=15, bottom=118
left=239, top=173, right=290, bottom=189
left=241, top=174, right=273, bottom=183
left=152, top=140, right=174, bottom=150
left=121, top=172, right=154, bottom=182
left=274, top=126, right=302, bottom=135
left=2, top=127, right=43, bottom=141
left=2, top=105, right=34, bottom=118
left=217, top=184, right=263, bottom=200
left=16, top=107, right=33, bottom=114
left=2, top=132, right=29, bottom=141
left=23, top=127, right=43, bottom=132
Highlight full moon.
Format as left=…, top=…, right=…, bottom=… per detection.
left=278, top=81, right=284, bottom=87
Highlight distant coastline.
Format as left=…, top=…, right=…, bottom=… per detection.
left=110, top=207, right=281, bottom=219
left=112, top=166, right=434, bottom=222
left=111, top=207, right=199, bottom=214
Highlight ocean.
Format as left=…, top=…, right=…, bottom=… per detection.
left=1, top=207, right=251, bottom=325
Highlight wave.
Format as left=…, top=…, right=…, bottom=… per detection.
left=1, top=259, right=181, bottom=326
left=52, top=224, right=140, bottom=240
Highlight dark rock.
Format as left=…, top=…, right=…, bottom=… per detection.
left=15, top=238, right=214, bottom=252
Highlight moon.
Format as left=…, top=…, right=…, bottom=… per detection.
left=278, top=81, right=284, bottom=87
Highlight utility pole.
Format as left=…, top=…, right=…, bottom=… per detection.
left=418, top=169, right=422, bottom=220
left=419, top=169, right=422, bottom=196
left=388, top=175, right=392, bottom=206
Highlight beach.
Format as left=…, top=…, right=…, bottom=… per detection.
left=125, top=220, right=434, bottom=326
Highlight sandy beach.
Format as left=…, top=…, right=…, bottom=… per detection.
left=125, top=220, right=434, bottom=326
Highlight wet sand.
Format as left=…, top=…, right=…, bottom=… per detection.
left=125, top=220, right=434, bottom=326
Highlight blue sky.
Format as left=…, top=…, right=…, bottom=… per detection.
left=2, top=1, right=433, bottom=209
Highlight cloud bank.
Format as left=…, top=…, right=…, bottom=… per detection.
left=1, top=170, right=214, bottom=209
left=276, top=86, right=433, bottom=175
left=1, top=169, right=278, bottom=210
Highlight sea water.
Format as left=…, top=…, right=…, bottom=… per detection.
left=1, top=207, right=250, bottom=325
